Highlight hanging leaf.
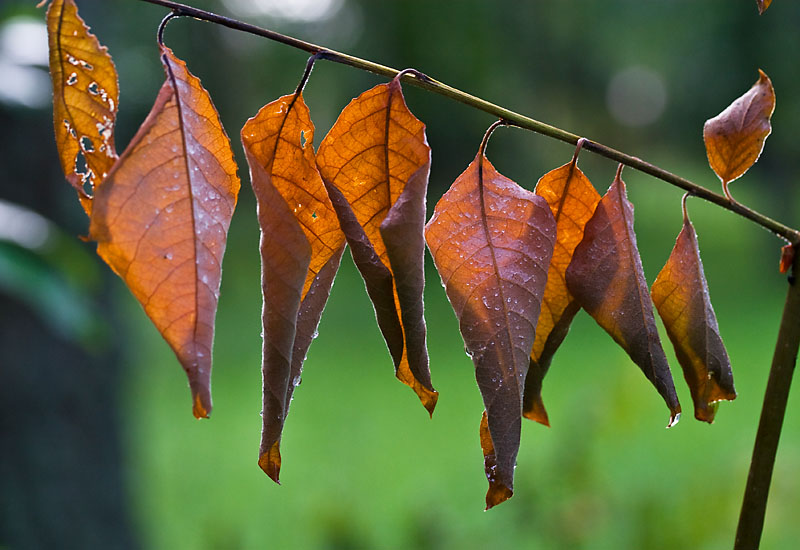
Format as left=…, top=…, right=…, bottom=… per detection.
left=652, top=208, right=735, bottom=423
left=523, top=145, right=601, bottom=425
left=316, top=74, right=437, bottom=413
left=45, top=0, right=119, bottom=215
left=757, top=0, right=773, bottom=14
left=89, top=46, right=240, bottom=419
left=426, top=151, right=556, bottom=509
left=566, top=167, right=681, bottom=425
left=241, top=92, right=346, bottom=482
left=703, top=70, right=775, bottom=200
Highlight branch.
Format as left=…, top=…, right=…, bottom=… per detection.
left=734, top=254, right=800, bottom=549
left=137, top=0, right=800, bottom=243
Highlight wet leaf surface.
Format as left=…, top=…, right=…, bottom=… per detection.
left=426, top=151, right=555, bottom=508
left=523, top=149, right=601, bottom=425
left=242, top=92, right=345, bottom=482
left=566, top=168, right=680, bottom=424
left=317, top=75, right=437, bottom=413
left=89, top=46, right=240, bottom=418
left=652, top=212, right=735, bottom=422
left=703, top=70, right=775, bottom=200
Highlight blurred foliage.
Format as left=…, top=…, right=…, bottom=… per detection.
left=1, top=0, right=799, bottom=548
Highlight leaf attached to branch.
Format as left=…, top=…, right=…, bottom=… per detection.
left=703, top=70, right=775, bottom=200
left=566, top=168, right=681, bottom=425
left=523, top=149, right=601, bottom=426
left=242, top=92, right=345, bottom=482
left=317, top=75, right=437, bottom=413
left=46, top=0, right=119, bottom=214
left=651, top=211, right=735, bottom=422
left=89, top=46, right=240, bottom=419
left=426, top=152, right=556, bottom=509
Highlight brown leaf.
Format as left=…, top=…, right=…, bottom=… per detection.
left=241, top=92, right=346, bottom=482
left=316, top=75, right=437, bottom=413
left=46, top=0, right=119, bottom=215
left=89, top=46, right=240, bottom=418
left=757, top=0, right=773, bottom=14
left=703, top=70, right=775, bottom=200
left=779, top=244, right=795, bottom=275
left=479, top=411, right=512, bottom=510
left=652, top=212, right=735, bottom=423
left=565, top=167, right=681, bottom=424
left=425, top=152, right=556, bottom=508
left=523, top=148, right=601, bottom=425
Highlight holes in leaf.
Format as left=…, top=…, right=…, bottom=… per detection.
left=80, top=136, right=95, bottom=153
left=311, top=211, right=317, bottom=219
left=300, top=130, right=307, bottom=148
left=88, top=82, right=99, bottom=95
left=66, top=72, right=78, bottom=86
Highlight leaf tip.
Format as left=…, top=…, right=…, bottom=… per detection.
left=258, top=444, right=282, bottom=484
left=695, top=402, right=719, bottom=424
left=422, top=389, right=439, bottom=417
left=191, top=388, right=212, bottom=419
left=667, top=408, right=681, bottom=428
left=485, top=482, right=513, bottom=510
left=780, top=244, right=795, bottom=274
left=522, top=398, right=551, bottom=427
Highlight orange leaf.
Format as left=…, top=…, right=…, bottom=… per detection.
left=523, top=148, right=601, bottom=425
left=241, top=92, right=345, bottom=482
left=703, top=70, right=775, bottom=200
left=45, top=0, right=119, bottom=215
left=479, top=411, right=512, bottom=510
left=757, top=0, right=773, bottom=14
left=89, top=46, right=240, bottom=419
left=426, top=152, right=556, bottom=508
left=652, top=213, right=735, bottom=423
left=316, top=75, right=437, bottom=413
left=566, top=168, right=680, bottom=425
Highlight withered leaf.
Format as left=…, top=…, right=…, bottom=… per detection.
left=426, top=152, right=556, bottom=509
left=89, top=46, right=240, bottom=419
left=703, top=70, right=775, bottom=200
left=523, top=149, right=601, bottom=426
left=46, top=0, right=119, bottom=215
left=241, top=92, right=346, bottom=482
left=757, top=0, right=773, bottom=14
left=565, top=167, right=680, bottom=424
left=652, top=212, right=735, bottom=423
left=316, top=75, right=437, bottom=413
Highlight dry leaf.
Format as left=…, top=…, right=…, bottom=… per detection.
left=523, top=147, right=601, bottom=425
left=241, top=92, right=345, bottom=482
left=566, top=167, right=680, bottom=425
left=757, top=0, right=773, bottom=14
left=46, top=0, right=119, bottom=214
left=703, top=70, right=775, bottom=200
left=652, top=211, right=735, bottom=422
left=426, top=152, right=556, bottom=508
left=317, top=75, right=437, bottom=413
left=89, top=46, right=240, bottom=418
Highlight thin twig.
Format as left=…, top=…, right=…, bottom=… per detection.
left=137, top=0, right=799, bottom=243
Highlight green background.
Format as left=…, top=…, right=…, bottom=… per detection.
left=1, top=1, right=799, bottom=548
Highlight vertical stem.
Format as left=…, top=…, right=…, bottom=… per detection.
left=734, top=255, right=800, bottom=549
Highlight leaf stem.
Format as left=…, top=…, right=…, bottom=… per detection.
left=136, top=0, right=799, bottom=243
left=734, top=257, right=800, bottom=549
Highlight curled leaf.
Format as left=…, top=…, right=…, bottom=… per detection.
left=317, top=75, right=437, bottom=413
left=523, top=147, right=601, bottom=425
left=241, top=92, right=345, bottom=482
left=46, top=0, right=119, bottom=214
left=652, top=212, right=735, bottom=422
left=757, top=0, right=773, bottom=14
left=89, top=46, right=240, bottom=418
left=426, top=152, right=556, bottom=508
left=703, top=70, right=775, bottom=200
left=566, top=168, right=680, bottom=424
